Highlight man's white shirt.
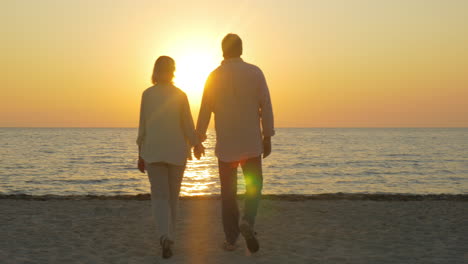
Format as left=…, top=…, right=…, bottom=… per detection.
left=197, top=58, right=275, bottom=162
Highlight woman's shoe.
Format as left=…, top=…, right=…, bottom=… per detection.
left=222, top=241, right=238, bottom=251
left=160, top=236, right=174, bottom=259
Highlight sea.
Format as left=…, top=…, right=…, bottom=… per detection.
left=0, top=128, right=467, bottom=196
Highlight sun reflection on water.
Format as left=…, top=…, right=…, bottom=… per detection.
left=180, top=169, right=216, bottom=196
left=181, top=133, right=220, bottom=196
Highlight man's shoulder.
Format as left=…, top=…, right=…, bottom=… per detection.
left=245, top=62, right=263, bottom=74
left=142, top=85, right=156, bottom=96
left=216, top=60, right=263, bottom=74
left=243, top=61, right=261, bottom=69
left=210, top=64, right=224, bottom=75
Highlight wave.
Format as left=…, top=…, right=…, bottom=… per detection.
left=1, top=193, right=467, bottom=201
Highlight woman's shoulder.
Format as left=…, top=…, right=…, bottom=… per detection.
left=142, top=84, right=188, bottom=101
left=171, top=85, right=188, bottom=98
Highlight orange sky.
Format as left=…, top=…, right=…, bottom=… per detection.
left=1, top=0, right=467, bottom=127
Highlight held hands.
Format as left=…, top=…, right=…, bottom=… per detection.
left=193, top=143, right=205, bottom=160
left=263, top=136, right=272, bottom=159
left=137, top=156, right=145, bottom=173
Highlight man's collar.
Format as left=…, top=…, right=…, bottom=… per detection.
left=221, top=57, right=243, bottom=65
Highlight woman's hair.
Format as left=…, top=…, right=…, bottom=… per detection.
left=152, top=56, right=176, bottom=84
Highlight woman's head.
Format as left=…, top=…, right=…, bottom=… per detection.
left=152, top=56, right=176, bottom=84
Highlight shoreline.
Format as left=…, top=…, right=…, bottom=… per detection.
left=1, top=193, right=467, bottom=201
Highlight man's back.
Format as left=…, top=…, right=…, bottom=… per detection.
left=197, top=58, right=274, bottom=162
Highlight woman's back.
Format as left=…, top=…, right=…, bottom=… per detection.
left=138, top=84, right=191, bottom=165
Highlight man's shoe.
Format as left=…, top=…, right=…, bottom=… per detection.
left=239, top=221, right=259, bottom=253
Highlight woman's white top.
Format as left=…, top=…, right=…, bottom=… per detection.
left=136, top=84, right=199, bottom=166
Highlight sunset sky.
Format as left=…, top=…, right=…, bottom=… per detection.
left=2, top=0, right=467, bottom=127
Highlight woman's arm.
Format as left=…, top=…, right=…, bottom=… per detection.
left=181, top=93, right=205, bottom=159
left=136, top=93, right=146, bottom=173
left=181, top=93, right=200, bottom=147
left=136, top=93, right=146, bottom=148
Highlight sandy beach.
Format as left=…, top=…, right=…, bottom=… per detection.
left=1, top=195, right=467, bottom=264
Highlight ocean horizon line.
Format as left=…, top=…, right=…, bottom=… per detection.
left=1, top=126, right=468, bottom=129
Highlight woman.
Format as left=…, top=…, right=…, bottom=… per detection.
left=136, top=56, right=203, bottom=259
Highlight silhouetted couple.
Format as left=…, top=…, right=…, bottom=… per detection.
left=136, top=34, right=275, bottom=259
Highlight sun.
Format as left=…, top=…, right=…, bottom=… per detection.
left=171, top=46, right=220, bottom=107
left=147, top=32, right=222, bottom=109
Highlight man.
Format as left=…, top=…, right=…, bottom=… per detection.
left=194, top=33, right=275, bottom=253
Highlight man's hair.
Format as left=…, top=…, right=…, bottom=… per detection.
left=222, top=34, right=242, bottom=58
left=152, top=56, right=175, bottom=84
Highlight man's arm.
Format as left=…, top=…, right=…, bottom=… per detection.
left=258, top=69, right=274, bottom=158
left=196, top=74, right=214, bottom=142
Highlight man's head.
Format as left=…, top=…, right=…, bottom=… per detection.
left=222, top=33, right=242, bottom=59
